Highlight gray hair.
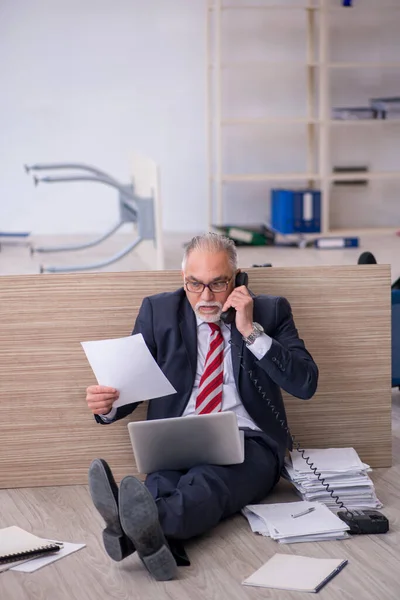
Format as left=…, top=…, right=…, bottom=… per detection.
left=182, top=232, right=238, bottom=272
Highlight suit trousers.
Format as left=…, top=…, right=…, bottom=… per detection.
left=144, top=430, right=280, bottom=540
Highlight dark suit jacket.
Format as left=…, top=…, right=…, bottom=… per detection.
left=95, top=288, right=319, bottom=466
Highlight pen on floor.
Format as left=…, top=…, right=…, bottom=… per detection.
left=291, top=507, right=316, bottom=519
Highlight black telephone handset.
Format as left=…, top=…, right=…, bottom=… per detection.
left=220, top=272, right=249, bottom=325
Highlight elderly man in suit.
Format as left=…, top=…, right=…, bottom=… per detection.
left=86, top=232, right=318, bottom=581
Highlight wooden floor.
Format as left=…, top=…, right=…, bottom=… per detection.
left=1, top=390, right=399, bottom=600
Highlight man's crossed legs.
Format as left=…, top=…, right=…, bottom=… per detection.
left=88, top=431, right=279, bottom=581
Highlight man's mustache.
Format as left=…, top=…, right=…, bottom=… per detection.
left=195, top=302, right=223, bottom=309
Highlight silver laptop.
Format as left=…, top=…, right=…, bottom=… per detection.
left=127, top=411, right=245, bottom=474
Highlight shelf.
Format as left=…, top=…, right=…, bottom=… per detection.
left=221, top=173, right=320, bottom=182
left=219, top=172, right=400, bottom=183
left=208, top=0, right=400, bottom=231
left=209, top=4, right=400, bottom=13
left=222, top=118, right=319, bottom=125
left=327, top=6, right=400, bottom=12
left=329, top=172, right=400, bottom=181
left=328, top=62, right=400, bottom=69
left=211, top=62, right=320, bottom=69
left=330, top=119, right=400, bottom=126
left=329, top=227, right=400, bottom=236
left=209, top=5, right=319, bottom=11
left=220, top=118, right=400, bottom=127
left=212, top=61, right=400, bottom=70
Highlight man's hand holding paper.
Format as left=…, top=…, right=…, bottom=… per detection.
left=82, top=333, right=177, bottom=414
left=86, top=385, right=120, bottom=416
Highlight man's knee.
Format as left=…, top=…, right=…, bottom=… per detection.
left=183, top=465, right=230, bottom=499
left=145, top=469, right=182, bottom=500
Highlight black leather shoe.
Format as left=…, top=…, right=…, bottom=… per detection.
left=167, top=539, right=191, bottom=567
left=88, top=458, right=135, bottom=561
left=119, top=476, right=177, bottom=581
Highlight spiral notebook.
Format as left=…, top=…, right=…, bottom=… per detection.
left=243, top=554, right=348, bottom=593
left=0, top=526, right=62, bottom=566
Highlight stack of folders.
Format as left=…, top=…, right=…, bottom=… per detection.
left=283, top=448, right=382, bottom=512
left=242, top=501, right=350, bottom=544
left=370, top=96, right=400, bottom=119
left=331, top=107, right=376, bottom=120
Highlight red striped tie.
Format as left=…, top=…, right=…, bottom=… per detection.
left=195, top=323, right=224, bottom=415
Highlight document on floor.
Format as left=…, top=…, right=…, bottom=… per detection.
left=242, top=501, right=350, bottom=543
left=81, top=333, right=177, bottom=408
left=0, top=526, right=85, bottom=573
left=242, top=553, right=348, bottom=593
left=10, top=541, right=85, bottom=573
left=0, top=526, right=62, bottom=571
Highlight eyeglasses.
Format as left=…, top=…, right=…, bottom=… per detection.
left=184, top=278, right=232, bottom=294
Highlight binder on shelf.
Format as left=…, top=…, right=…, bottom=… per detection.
left=331, top=107, right=376, bottom=121
left=310, top=237, right=359, bottom=249
left=213, top=225, right=275, bottom=246
left=271, top=189, right=321, bottom=235
left=370, top=96, right=400, bottom=110
left=0, top=231, right=30, bottom=238
left=370, top=97, right=400, bottom=119
left=332, top=166, right=368, bottom=186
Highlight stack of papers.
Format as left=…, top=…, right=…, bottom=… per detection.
left=283, top=448, right=382, bottom=512
left=242, top=501, right=350, bottom=544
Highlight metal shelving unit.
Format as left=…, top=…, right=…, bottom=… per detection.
left=207, top=0, right=400, bottom=234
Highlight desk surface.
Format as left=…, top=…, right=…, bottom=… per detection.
left=1, top=392, right=399, bottom=600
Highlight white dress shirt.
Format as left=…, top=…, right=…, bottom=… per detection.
left=100, top=319, right=272, bottom=426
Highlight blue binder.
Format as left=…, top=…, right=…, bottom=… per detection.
left=271, top=189, right=321, bottom=234
left=313, top=237, right=359, bottom=249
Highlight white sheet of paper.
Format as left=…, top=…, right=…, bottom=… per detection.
left=81, top=334, right=177, bottom=408
left=246, top=501, right=349, bottom=539
left=10, top=542, right=86, bottom=573
left=241, top=507, right=270, bottom=536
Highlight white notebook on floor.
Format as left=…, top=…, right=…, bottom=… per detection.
left=243, top=554, right=348, bottom=593
left=0, top=526, right=62, bottom=569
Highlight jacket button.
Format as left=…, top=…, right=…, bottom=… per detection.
left=272, top=357, right=276, bottom=362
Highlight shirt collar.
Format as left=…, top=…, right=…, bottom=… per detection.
left=196, top=316, right=230, bottom=329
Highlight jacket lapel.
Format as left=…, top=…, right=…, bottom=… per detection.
left=178, top=296, right=197, bottom=385
left=230, top=323, right=244, bottom=391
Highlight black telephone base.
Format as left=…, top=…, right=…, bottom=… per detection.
left=337, top=510, right=389, bottom=535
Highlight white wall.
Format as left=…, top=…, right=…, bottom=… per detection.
left=0, top=0, right=207, bottom=234
left=1, top=1, right=399, bottom=235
